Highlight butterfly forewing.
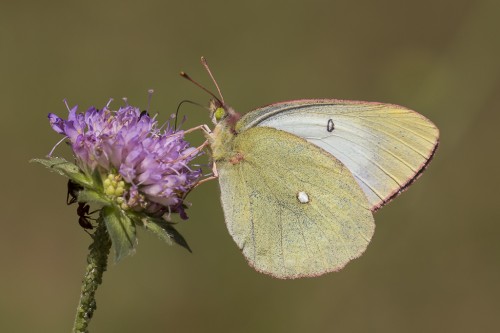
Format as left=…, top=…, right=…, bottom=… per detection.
left=216, top=127, right=375, bottom=278
left=236, top=100, right=439, bottom=211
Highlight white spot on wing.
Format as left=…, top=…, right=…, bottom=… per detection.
left=297, top=191, right=309, bottom=204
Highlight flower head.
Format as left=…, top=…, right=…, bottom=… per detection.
left=48, top=101, right=202, bottom=220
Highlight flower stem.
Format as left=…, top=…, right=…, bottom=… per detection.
left=72, top=216, right=111, bottom=333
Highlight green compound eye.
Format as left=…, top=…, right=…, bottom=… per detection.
left=214, top=107, right=225, bottom=122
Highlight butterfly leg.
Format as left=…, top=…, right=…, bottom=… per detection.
left=170, top=139, right=210, bottom=165
left=180, top=171, right=218, bottom=202
left=211, top=161, right=218, bottom=177
left=183, top=124, right=213, bottom=136
left=191, top=175, right=218, bottom=189
left=179, top=123, right=218, bottom=189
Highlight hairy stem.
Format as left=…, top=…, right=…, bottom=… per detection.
left=72, top=217, right=111, bottom=333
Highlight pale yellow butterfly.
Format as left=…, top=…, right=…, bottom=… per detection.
left=184, top=57, right=439, bottom=279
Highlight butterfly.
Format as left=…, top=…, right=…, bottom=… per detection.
left=184, top=57, right=439, bottom=279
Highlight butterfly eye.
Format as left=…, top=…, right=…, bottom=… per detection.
left=214, top=107, right=226, bottom=122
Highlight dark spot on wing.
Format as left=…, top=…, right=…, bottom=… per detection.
left=327, top=119, right=335, bottom=132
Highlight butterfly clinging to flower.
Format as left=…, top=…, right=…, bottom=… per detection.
left=184, top=57, right=439, bottom=279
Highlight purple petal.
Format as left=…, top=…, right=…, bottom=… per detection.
left=48, top=113, right=65, bottom=134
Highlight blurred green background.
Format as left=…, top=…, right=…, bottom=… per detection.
left=2, top=0, right=499, bottom=332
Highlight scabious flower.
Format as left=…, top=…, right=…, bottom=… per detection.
left=33, top=96, right=205, bottom=332
left=48, top=100, right=202, bottom=220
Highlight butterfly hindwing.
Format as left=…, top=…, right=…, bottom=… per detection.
left=216, top=126, right=375, bottom=278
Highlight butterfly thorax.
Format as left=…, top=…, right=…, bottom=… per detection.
left=208, top=121, right=239, bottom=163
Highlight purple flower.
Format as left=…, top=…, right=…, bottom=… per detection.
left=49, top=101, right=202, bottom=219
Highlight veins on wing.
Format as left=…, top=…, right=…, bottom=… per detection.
left=243, top=162, right=288, bottom=269
left=238, top=163, right=256, bottom=264
left=249, top=163, right=310, bottom=260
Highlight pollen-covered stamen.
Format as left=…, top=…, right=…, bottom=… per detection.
left=103, top=173, right=126, bottom=197
left=47, top=136, right=69, bottom=157
left=146, top=89, right=154, bottom=113
left=103, top=173, right=129, bottom=207
left=105, top=98, right=114, bottom=109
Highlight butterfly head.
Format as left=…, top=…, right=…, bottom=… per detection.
left=209, top=98, right=241, bottom=129
left=181, top=57, right=241, bottom=131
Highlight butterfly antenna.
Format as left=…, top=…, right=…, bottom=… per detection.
left=200, top=56, right=225, bottom=105
left=180, top=71, right=223, bottom=106
left=174, top=100, right=205, bottom=130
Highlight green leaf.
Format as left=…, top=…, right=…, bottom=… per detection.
left=102, top=206, right=137, bottom=262
left=90, top=168, right=104, bottom=188
left=141, top=216, right=192, bottom=253
left=78, top=189, right=109, bottom=206
left=30, top=157, right=92, bottom=187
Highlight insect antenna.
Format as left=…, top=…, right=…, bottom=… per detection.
left=181, top=57, right=239, bottom=125
left=180, top=71, right=223, bottom=106
left=174, top=100, right=205, bottom=130
left=200, top=56, right=225, bottom=105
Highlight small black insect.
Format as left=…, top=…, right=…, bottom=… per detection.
left=67, top=180, right=83, bottom=205
left=67, top=180, right=95, bottom=230
left=76, top=202, right=95, bottom=230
